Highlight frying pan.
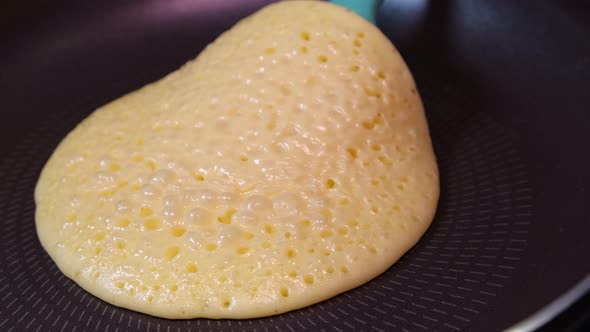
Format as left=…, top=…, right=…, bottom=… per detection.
left=1, top=0, right=589, bottom=331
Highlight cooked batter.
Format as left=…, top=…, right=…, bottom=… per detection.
left=35, top=1, right=439, bottom=319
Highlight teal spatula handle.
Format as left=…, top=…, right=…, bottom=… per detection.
left=329, top=0, right=384, bottom=24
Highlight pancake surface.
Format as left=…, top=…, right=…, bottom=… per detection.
left=35, top=1, right=439, bottom=319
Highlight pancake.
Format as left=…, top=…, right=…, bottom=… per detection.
left=35, top=0, right=439, bottom=319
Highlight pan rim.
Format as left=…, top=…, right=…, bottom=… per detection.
left=505, top=275, right=590, bottom=332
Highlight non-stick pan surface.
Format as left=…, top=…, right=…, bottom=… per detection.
left=1, top=1, right=589, bottom=331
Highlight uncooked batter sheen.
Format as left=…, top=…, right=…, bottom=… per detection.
left=35, top=1, right=439, bottom=319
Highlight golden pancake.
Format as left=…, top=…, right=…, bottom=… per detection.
left=35, top=1, right=439, bottom=319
